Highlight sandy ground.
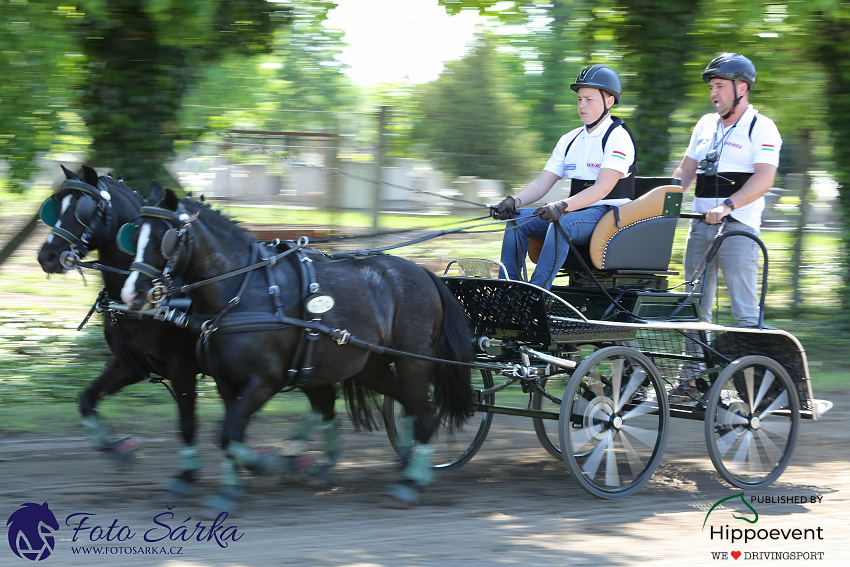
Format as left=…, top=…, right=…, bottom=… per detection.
left=0, top=389, right=847, bottom=567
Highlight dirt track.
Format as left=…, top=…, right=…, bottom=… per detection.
left=0, top=390, right=847, bottom=567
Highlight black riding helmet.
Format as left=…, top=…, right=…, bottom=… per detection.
left=702, top=53, right=757, bottom=91
left=702, top=53, right=756, bottom=119
left=570, top=64, right=622, bottom=128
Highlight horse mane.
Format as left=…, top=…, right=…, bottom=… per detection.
left=177, top=194, right=254, bottom=247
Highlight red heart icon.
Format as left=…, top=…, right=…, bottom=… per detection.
left=731, top=551, right=741, bottom=560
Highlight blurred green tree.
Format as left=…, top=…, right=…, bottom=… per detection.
left=0, top=2, right=80, bottom=191
left=413, top=32, right=540, bottom=186
left=180, top=1, right=356, bottom=141
left=71, top=0, right=298, bottom=191
left=809, top=3, right=850, bottom=322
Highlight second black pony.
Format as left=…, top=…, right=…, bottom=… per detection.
left=119, top=188, right=474, bottom=510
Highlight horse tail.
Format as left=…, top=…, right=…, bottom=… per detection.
left=424, top=269, right=474, bottom=431
left=341, top=378, right=382, bottom=432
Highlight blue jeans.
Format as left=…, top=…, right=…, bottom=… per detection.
left=500, top=206, right=611, bottom=290
left=684, top=218, right=761, bottom=326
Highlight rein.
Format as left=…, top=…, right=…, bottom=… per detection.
left=204, top=311, right=506, bottom=372
left=150, top=238, right=309, bottom=302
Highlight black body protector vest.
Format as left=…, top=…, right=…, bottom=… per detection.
left=694, top=115, right=758, bottom=198
left=564, top=117, right=638, bottom=200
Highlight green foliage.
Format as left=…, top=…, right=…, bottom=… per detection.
left=180, top=1, right=356, bottom=142
left=617, top=0, right=702, bottom=174
left=0, top=3, right=81, bottom=191
left=64, top=0, right=294, bottom=191
left=414, top=32, right=540, bottom=185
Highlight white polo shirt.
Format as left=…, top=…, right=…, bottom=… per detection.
left=685, top=104, right=782, bottom=229
left=543, top=116, right=636, bottom=206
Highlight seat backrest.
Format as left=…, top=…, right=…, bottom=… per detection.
left=526, top=177, right=682, bottom=268
left=589, top=184, right=683, bottom=270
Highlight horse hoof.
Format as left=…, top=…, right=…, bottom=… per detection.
left=381, top=483, right=421, bottom=509
left=203, top=490, right=243, bottom=517
left=109, top=436, right=138, bottom=466
left=158, top=477, right=197, bottom=499
left=310, top=463, right=337, bottom=484
left=247, top=449, right=281, bottom=476
left=283, top=455, right=316, bottom=473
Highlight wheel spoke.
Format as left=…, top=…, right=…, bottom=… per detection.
left=758, top=416, right=791, bottom=437
left=617, top=429, right=647, bottom=477
left=753, top=369, right=776, bottom=409
left=605, top=433, right=621, bottom=487
left=729, top=430, right=753, bottom=476
left=611, top=358, right=624, bottom=410
left=747, top=433, right=763, bottom=475
left=582, top=430, right=612, bottom=479
left=622, top=398, right=659, bottom=420
left=754, top=427, right=783, bottom=466
left=744, top=367, right=756, bottom=414
left=570, top=423, right=605, bottom=453
left=715, top=405, right=748, bottom=426
left=759, top=390, right=789, bottom=420
left=715, top=427, right=739, bottom=457
left=620, top=423, right=659, bottom=448
left=616, top=367, right=646, bottom=413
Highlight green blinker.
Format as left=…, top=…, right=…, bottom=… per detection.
left=117, top=223, right=139, bottom=255
left=39, top=198, right=60, bottom=227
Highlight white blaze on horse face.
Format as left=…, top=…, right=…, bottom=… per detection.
left=120, top=222, right=151, bottom=306
left=46, top=194, right=74, bottom=244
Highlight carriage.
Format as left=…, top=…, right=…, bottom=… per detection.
left=382, top=177, right=833, bottom=498
left=38, top=168, right=832, bottom=509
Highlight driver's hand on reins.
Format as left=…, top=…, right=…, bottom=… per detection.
left=491, top=196, right=517, bottom=220
left=534, top=199, right=569, bottom=223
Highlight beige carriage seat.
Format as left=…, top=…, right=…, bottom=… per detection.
left=527, top=177, right=683, bottom=274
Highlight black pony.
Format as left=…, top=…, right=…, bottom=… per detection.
left=120, top=188, right=474, bottom=510
left=37, top=166, right=346, bottom=497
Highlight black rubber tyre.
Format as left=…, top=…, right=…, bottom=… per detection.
left=383, top=368, right=494, bottom=469
left=531, top=373, right=570, bottom=460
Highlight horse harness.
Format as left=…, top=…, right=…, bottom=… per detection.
left=126, top=205, right=505, bottom=382
left=40, top=178, right=115, bottom=260
left=127, top=204, right=340, bottom=389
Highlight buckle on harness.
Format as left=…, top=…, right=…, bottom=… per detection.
left=332, top=328, right=351, bottom=345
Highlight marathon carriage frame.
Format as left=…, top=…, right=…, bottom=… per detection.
left=381, top=181, right=832, bottom=499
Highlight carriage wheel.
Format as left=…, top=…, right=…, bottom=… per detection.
left=704, top=355, right=800, bottom=489
left=383, top=368, right=494, bottom=469
left=531, top=373, right=569, bottom=460
left=559, top=346, right=669, bottom=498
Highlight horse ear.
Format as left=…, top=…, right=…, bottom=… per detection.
left=61, top=165, right=78, bottom=180
left=164, top=188, right=179, bottom=211
left=149, top=181, right=165, bottom=205
left=82, top=165, right=99, bottom=187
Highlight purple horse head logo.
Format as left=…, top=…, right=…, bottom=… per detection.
left=6, top=502, right=59, bottom=561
